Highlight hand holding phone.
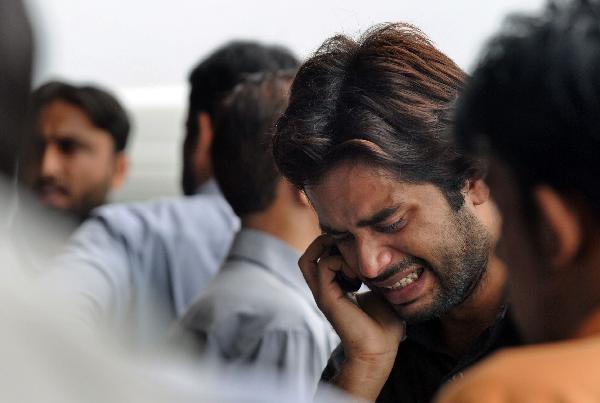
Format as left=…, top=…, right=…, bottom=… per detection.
left=298, top=235, right=406, bottom=400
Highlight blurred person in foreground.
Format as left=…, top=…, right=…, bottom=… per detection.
left=174, top=73, right=339, bottom=393
left=273, top=23, right=518, bottom=403
left=23, top=81, right=130, bottom=221
left=44, top=42, right=299, bottom=349
left=0, top=0, right=33, bottom=204
left=436, top=0, right=600, bottom=401
left=0, top=0, right=202, bottom=401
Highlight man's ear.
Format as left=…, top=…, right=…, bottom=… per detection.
left=296, top=189, right=311, bottom=208
left=195, top=112, right=213, bottom=158
left=192, top=112, right=214, bottom=184
left=283, top=181, right=310, bottom=208
left=110, top=152, right=128, bottom=190
left=466, top=179, right=490, bottom=206
left=534, top=185, right=582, bottom=267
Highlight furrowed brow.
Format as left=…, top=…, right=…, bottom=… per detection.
left=356, top=205, right=400, bottom=228
left=319, top=204, right=403, bottom=235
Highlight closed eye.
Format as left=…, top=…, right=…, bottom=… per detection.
left=375, top=217, right=407, bottom=234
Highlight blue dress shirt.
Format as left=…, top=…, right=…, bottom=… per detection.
left=44, top=180, right=239, bottom=347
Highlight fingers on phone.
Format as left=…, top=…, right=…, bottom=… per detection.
left=299, top=235, right=333, bottom=267
left=298, top=235, right=335, bottom=293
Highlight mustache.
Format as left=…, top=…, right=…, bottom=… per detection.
left=367, top=255, right=432, bottom=285
left=34, top=177, right=70, bottom=195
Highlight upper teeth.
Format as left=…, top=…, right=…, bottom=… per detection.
left=385, top=270, right=422, bottom=290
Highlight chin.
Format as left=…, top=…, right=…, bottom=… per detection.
left=392, top=298, right=442, bottom=324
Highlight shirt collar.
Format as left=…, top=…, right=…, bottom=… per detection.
left=407, top=304, right=512, bottom=356
left=228, top=228, right=318, bottom=310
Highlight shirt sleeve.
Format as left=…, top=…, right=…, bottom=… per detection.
left=39, top=213, right=134, bottom=330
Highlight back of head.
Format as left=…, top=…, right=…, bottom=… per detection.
left=182, top=41, right=299, bottom=195
left=455, top=0, right=600, bottom=215
left=31, top=81, right=131, bottom=152
left=211, top=73, right=293, bottom=217
left=0, top=0, right=33, bottom=179
left=273, top=23, right=479, bottom=210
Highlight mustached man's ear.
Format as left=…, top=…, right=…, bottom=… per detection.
left=466, top=179, right=490, bottom=206
left=534, top=185, right=582, bottom=268
left=110, top=152, right=128, bottom=190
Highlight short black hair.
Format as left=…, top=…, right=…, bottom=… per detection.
left=211, top=73, right=293, bottom=217
left=182, top=41, right=299, bottom=195
left=273, top=23, right=482, bottom=211
left=455, top=0, right=600, bottom=212
left=32, top=81, right=131, bottom=152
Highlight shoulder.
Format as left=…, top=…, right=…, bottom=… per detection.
left=77, top=195, right=238, bottom=248
left=184, top=260, right=329, bottom=336
left=92, top=194, right=236, bottom=232
left=436, top=339, right=600, bottom=403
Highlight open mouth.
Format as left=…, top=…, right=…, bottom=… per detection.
left=382, top=267, right=424, bottom=290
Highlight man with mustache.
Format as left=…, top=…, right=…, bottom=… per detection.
left=27, top=81, right=130, bottom=220
left=273, top=23, right=518, bottom=402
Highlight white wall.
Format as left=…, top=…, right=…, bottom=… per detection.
left=25, top=0, right=546, bottom=201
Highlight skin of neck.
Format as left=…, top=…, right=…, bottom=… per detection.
left=241, top=180, right=321, bottom=254
left=439, top=196, right=508, bottom=357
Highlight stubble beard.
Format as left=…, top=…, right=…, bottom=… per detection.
left=396, top=206, right=492, bottom=324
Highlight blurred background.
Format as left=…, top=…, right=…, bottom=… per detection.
left=26, top=0, right=545, bottom=202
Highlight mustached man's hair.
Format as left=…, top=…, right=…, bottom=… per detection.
left=32, top=81, right=131, bottom=152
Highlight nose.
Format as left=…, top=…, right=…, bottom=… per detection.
left=39, top=145, right=62, bottom=178
left=355, top=235, right=393, bottom=279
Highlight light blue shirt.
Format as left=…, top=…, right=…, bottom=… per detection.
left=175, top=229, right=339, bottom=393
left=43, top=180, right=239, bottom=348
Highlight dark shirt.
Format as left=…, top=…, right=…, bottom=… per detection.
left=321, top=306, right=519, bottom=403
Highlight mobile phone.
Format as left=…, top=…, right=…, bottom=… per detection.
left=329, top=245, right=363, bottom=293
